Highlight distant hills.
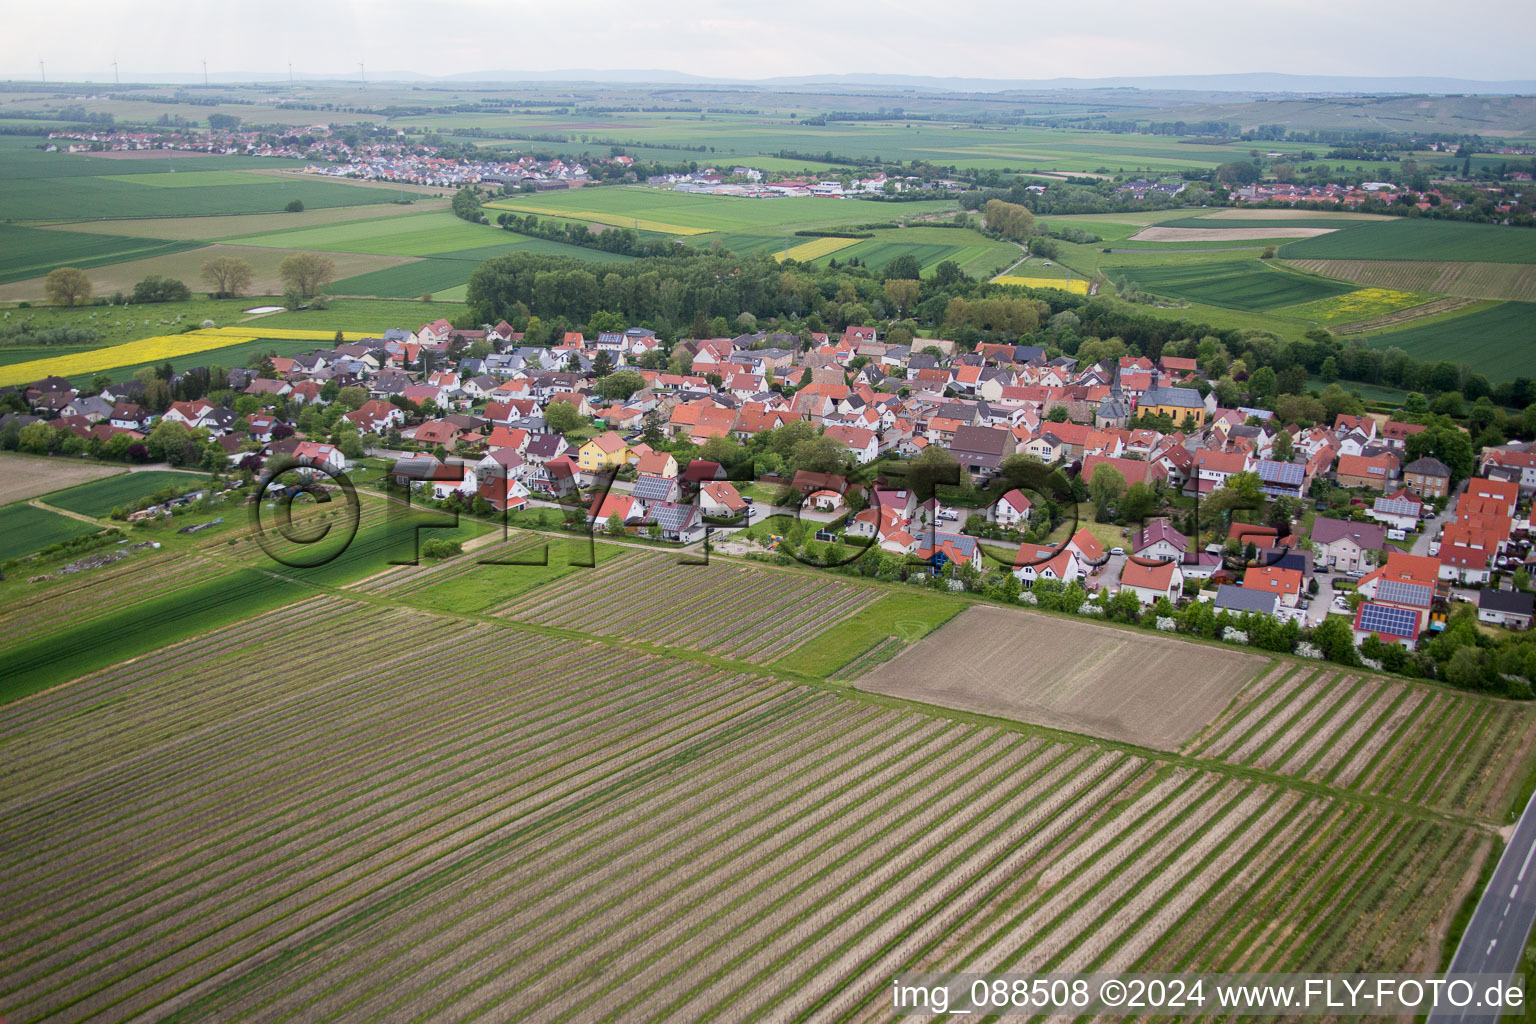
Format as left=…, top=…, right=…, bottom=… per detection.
left=13, top=69, right=1536, bottom=95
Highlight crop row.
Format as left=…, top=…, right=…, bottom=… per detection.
left=495, top=555, right=880, bottom=662
left=1184, top=666, right=1536, bottom=818
left=347, top=530, right=549, bottom=596
left=0, top=595, right=803, bottom=1023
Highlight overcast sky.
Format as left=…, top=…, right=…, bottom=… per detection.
left=7, top=0, right=1534, bottom=84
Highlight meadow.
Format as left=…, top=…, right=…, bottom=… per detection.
left=1270, top=287, right=1434, bottom=324
left=0, top=502, right=103, bottom=561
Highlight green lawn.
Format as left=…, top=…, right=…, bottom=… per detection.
left=772, top=588, right=966, bottom=679
left=0, top=503, right=104, bottom=561
left=808, top=226, right=1019, bottom=278
left=0, top=176, right=387, bottom=222
left=241, top=298, right=469, bottom=333
left=403, top=536, right=625, bottom=615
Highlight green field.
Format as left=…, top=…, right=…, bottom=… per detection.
left=771, top=589, right=967, bottom=678
left=99, top=170, right=276, bottom=188
left=0, top=224, right=202, bottom=286
left=485, top=187, right=958, bottom=236
left=0, top=503, right=103, bottom=561
left=239, top=298, right=469, bottom=333
left=1362, top=301, right=1536, bottom=381
left=1112, top=260, right=1357, bottom=311
left=43, top=470, right=209, bottom=518
left=805, top=226, right=1019, bottom=278
left=1281, top=220, right=1536, bottom=263
left=59, top=335, right=337, bottom=387
left=0, top=176, right=389, bottom=222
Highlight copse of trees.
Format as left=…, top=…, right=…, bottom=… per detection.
left=451, top=186, right=486, bottom=224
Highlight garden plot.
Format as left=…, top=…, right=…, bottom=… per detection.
left=856, top=605, right=1269, bottom=750
left=494, top=556, right=883, bottom=663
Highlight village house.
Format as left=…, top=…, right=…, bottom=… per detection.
left=1310, top=518, right=1386, bottom=573
left=1118, top=559, right=1183, bottom=606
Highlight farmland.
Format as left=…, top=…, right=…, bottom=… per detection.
left=1284, top=258, right=1536, bottom=303
left=0, top=454, right=123, bottom=507
left=1280, top=219, right=1536, bottom=264
left=0, top=503, right=103, bottom=562
left=1109, top=259, right=1356, bottom=312
left=0, top=224, right=201, bottom=287
left=857, top=606, right=1270, bottom=750
left=0, top=328, right=369, bottom=388
left=0, top=243, right=411, bottom=305
left=1270, top=287, right=1435, bottom=324
left=1355, top=301, right=1536, bottom=380
left=1187, top=665, right=1536, bottom=819
left=808, top=226, right=1020, bottom=278
left=42, top=470, right=208, bottom=519
left=494, top=552, right=885, bottom=663
left=0, top=577, right=1511, bottom=1021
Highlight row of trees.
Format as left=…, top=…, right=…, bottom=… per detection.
left=41, top=253, right=337, bottom=308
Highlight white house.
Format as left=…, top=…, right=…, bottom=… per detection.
left=1118, top=559, right=1184, bottom=606
left=992, top=489, right=1033, bottom=528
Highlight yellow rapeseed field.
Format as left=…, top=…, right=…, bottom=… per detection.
left=993, top=275, right=1090, bottom=294
left=0, top=328, right=370, bottom=387
left=774, top=236, right=862, bottom=263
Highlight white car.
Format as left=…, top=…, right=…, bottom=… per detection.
left=1110, top=546, right=1125, bottom=556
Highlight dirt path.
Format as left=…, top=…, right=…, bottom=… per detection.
left=28, top=499, right=113, bottom=528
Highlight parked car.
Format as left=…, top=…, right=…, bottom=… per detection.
left=1110, top=546, right=1125, bottom=556
left=741, top=495, right=754, bottom=505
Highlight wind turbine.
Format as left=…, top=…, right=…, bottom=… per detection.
left=358, top=62, right=365, bottom=88
left=202, top=60, right=209, bottom=86
left=111, top=57, right=119, bottom=85
left=38, top=59, right=45, bottom=84
left=288, top=62, right=294, bottom=87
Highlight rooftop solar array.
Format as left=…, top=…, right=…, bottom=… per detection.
left=1374, top=497, right=1420, bottom=517
left=631, top=475, right=679, bottom=502
left=1377, top=578, right=1433, bottom=607
left=1358, top=602, right=1419, bottom=637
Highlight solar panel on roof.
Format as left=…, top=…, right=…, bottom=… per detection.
left=1374, top=497, right=1419, bottom=516
left=631, top=476, right=677, bottom=502
left=1377, top=579, right=1432, bottom=607
left=1359, top=603, right=1418, bottom=637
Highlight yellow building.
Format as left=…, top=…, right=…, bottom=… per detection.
left=1139, top=385, right=1207, bottom=428
left=577, top=430, right=630, bottom=472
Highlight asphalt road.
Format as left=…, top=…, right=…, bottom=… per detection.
left=1428, top=788, right=1536, bottom=1021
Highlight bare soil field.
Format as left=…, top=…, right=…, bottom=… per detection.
left=0, top=454, right=124, bottom=506
left=856, top=605, right=1269, bottom=750
left=1131, top=226, right=1337, bottom=242
left=0, top=244, right=411, bottom=303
